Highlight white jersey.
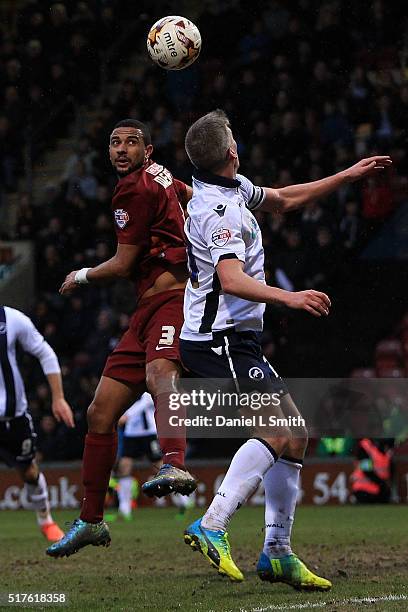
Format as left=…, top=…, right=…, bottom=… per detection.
left=181, top=171, right=266, bottom=341
left=123, top=392, right=157, bottom=438
left=0, top=306, right=60, bottom=420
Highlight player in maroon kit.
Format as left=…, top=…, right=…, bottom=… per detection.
left=46, top=119, right=195, bottom=557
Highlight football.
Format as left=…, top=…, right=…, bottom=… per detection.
left=147, top=15, right=201, bottom=70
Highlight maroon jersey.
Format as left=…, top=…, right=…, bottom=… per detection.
left=111, top=161, right=188, bottom=300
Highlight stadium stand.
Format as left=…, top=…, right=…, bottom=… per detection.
left=1, top=0, right=407, bottom=459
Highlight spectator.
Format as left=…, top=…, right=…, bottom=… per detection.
left=0, top=116, right=19, bottom=191
left=275, top=228, right=306, bottom=291
left=36, top=415, right=64, bottom=461
left=361, top=176, right=394, bottom=221
left=24, top=38, right=48, bottom=89
left=15, top=192, right=37, bottom=240
left=3, top=86, right=24, bottom=128
left=66, top=159, right=98, bottom=201
left=37, top=245, right=65, bottom=293
left=306, top=226, right=341, bottom=288
left=372, top=94, right=394, bottom=144
left=339, top=200, right=360, bottom=251
left=61, top=136, right=96, bottom=182
left=301, top=201, right=331, bottom=240
left=46, top=3, right=72, bottom=55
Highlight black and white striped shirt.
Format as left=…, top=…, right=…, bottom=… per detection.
left=181, top=171, right=266, bottom=341
left=0, top=306, right=60, bottom=419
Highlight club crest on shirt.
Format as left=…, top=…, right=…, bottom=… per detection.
left=114, top=208, right=129, bottom=229
left=212, top=228, right=231, bottom=247
left=0, top=323, right=6, bottom=334
left=249, top=366, right=264, bottom=379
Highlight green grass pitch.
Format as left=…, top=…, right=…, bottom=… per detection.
left=1, top=506, right=407, bottom=611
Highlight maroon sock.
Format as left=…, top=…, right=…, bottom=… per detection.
left=80, top=432, right=118, bottom=523
left=154, top=393, right=186, bottom=469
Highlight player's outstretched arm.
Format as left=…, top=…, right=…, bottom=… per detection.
left=60, top=243, right=143, bottom=294
left=217, top=258, right=331, bottom=317
left=259, top=156, right=392, bottom=214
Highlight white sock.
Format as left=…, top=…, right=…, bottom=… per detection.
left=118, top=476, right=133, bottom=516
left=263, top=457, right=302, bottom=558
left=25, top=472, right=53, bottom=526
left=172, top=493, right=193, bottom=510
left=202, top=438, right=276, bottom=531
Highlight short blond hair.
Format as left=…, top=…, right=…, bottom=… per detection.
left=185, top=109, right=233, bottom=172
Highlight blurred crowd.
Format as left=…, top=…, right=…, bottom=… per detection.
left=1, top=0, right=408, bottom=460
left=0, top=0, right=123, bottom=192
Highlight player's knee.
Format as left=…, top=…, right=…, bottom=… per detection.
left=87, top=399, right=115, bottom=433
left=289, top=424, right=308, bottom=448
left=287, top=430, right=308, bottom=455
left=146, top=359, right=179, bottom=397
left=262, top=428, right=292, bottom=456
left=21, top=461, right=39, bottom=484
left=279, top=428, right=292, bottom=450
left=118, top=457, right=132, bottom=476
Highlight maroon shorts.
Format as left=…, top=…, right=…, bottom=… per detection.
left=103, top=288, right=184, bottom=386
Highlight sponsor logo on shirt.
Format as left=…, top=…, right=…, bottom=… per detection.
left=211, top=228, right=231, bottom=247
left=145, top=162, right=163, bottom=176
left=0, top=323, right=6, bottom=334
left=114, top=208, right=129, bottom=229
left=146, top=163, right=173, bottom=188
left=250, top=216, right=258, bottom=239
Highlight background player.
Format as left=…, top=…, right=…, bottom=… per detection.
left=0, top=305, right=74, bottom=542
left=115, top=392, right=161, bottom=520
left=113, top=392, right=194, bottom=520
left=47, top=119, right=195, bottom=558
left=180, top=110, right=391, bottom=588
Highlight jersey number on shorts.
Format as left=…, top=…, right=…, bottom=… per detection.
left=158, top=325, right=176, bottom=346
left=21, top=438, right=33, bottom=456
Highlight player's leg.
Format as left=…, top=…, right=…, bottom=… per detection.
left=142, top=358, right=197, bottom=497
left=17, top=460, right=64, bottom=542
left=184, top=433, right=289, bottom=582
left=116, top=456, right=135, bottom=520
left=181, top=332, right=291, bottom=581
left=262, top=393, right=307, bottom=559
left=80, top=375, right=144, bottom=522
left=258, top=393, right=332, bottom=591
left=47, top=375, right=143, bottom=557
left=4, top=414, right=63, bottom=542
left=140, top=291, right=197, bottom=497
left=117, top=434, right=162, bottom=517
left=172, top=491, right=195, bottom=519
left=146, top=357, right=185, bottom=467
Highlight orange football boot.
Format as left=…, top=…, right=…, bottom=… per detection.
left=41, top=522, right=64, bottom=542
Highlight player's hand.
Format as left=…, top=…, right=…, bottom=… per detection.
left=52, top=397, right=75, bottom=428
left=60, top=271, right=78, bottom=295
left=344, top=156, right=392, bottom=182
left=284, top=290, right=331, bottom=317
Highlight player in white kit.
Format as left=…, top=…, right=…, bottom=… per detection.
left=115, top=393, right=193, bottom=519
left=180, top=110, right=391, bottom=588
left=0, top=306, right=74, bottom=541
